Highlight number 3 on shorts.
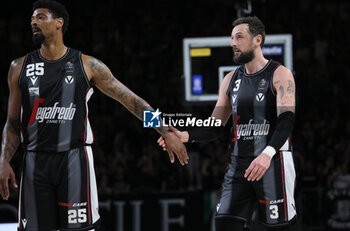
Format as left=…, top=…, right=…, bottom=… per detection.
left=68, top=208, right=87, bottom=224
left=269, top=205, right=279, bottom=219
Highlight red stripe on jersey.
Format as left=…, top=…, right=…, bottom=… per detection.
left=58, top=202, right=73, bottom=207
left=83, top=113, right=87, bottom=142
left=288, top=137, right=291, bottom=150
left=28, top=98, right=44, bottom=125
left=258, top=200, right=270, bottom=204
left=231, top=115, right=240, bottom=141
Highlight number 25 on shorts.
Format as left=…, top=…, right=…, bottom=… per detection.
left=68, top=208, right=87, bottom=224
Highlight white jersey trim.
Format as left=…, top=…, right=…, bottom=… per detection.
left=280, top=139, right=289, bottom=151
left=282, top=151, right=297, bottom=221
left=85, top=88, right=94, bottom=144
left=86, top=146, right=100, bottom=223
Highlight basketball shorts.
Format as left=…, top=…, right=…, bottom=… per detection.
left=215, top=151, right=296, bottom=227
left=18, top=146, right=100, bottom=231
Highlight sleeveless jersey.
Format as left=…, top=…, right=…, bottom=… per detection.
left=226, top=60, right=291, bottom=158
left=19, top=48, right=94, bottom=152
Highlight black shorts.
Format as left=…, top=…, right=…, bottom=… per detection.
left=215, top=151, right=296, bottom=227
left=18, top=146, right=100, bottom=231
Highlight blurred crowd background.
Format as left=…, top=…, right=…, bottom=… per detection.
left=1, top=0, right=350, bottom=229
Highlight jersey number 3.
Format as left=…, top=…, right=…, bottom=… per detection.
left=233, top=79, right=241, bottom=92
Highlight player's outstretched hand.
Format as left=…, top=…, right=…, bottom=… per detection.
left=161, top=127, right=189, bottom=165
left=0, top=162, right=18, bottom=200
left=244, top=153, right=272, bottom=181
left=157, top=126, right=189, bottom=151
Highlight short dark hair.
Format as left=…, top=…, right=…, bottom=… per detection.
left=232, top=16, right=265, bottom=47
left=32, top=0, right=69, bottom=34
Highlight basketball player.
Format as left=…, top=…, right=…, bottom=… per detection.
left=0, top=0, right=188, bottom=230
left=158, top=16, right=296, bottom=230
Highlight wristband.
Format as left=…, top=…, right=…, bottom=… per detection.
left=262, top=146, right=276, bottom=158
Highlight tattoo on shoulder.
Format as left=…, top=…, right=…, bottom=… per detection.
left=273, top=80, right=280, bottom=85
left=89, top=57, right=118, bottom=92
left=90, top=57, right=117, bottom=85
left=89, top=57, right=151, bottom=122
left=90, top=57, right=107, bottom=75
left=279, top=85, right=284, bottom=100
left=287, top=80, right=294, bottom=94
left=89, top=57, right=129, bottom=98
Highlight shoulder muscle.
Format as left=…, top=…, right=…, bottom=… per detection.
left=272, top=65, right=294, bottom=88
left=81, top=54, right=112, bottom=82
left=220, top=70, right=235, bottom=93
left=216, top=70, right=235, bottom=107
left=8, top=56, right=25, bottom=84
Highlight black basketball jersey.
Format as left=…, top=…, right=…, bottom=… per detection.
left=226, top=60, right=291, bottom=158
left=19, top=48, right=94, bottom=152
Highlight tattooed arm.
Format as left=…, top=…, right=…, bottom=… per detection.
left=272, top=66, right=295, bottom=116
left=81, top=54, right=188, bottom=165
left=82, top=56, right=153, bottom=126
left=0, top=57, right=24, bottom=200
left=244, top=66, right=296, bottom=182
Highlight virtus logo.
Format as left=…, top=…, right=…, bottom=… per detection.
left=65, top=75, right=74, bottom=84
left=256, top=93, right=265, bottom=101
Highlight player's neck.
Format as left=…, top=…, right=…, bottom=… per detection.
left=40, top=39, right=67, bottom=61
left=244, top=55, right=269, bottom=75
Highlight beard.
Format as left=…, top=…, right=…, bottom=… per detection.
left=233, top=48, right=255, bottom=64
left=32, top=33, right=45, bottom=45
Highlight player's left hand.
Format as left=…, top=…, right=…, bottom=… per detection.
left=244, top=153, right=272, bottom=181
left=0, top=162, right=18, bottom=200
left=162, top=131, right=189, bottom=166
